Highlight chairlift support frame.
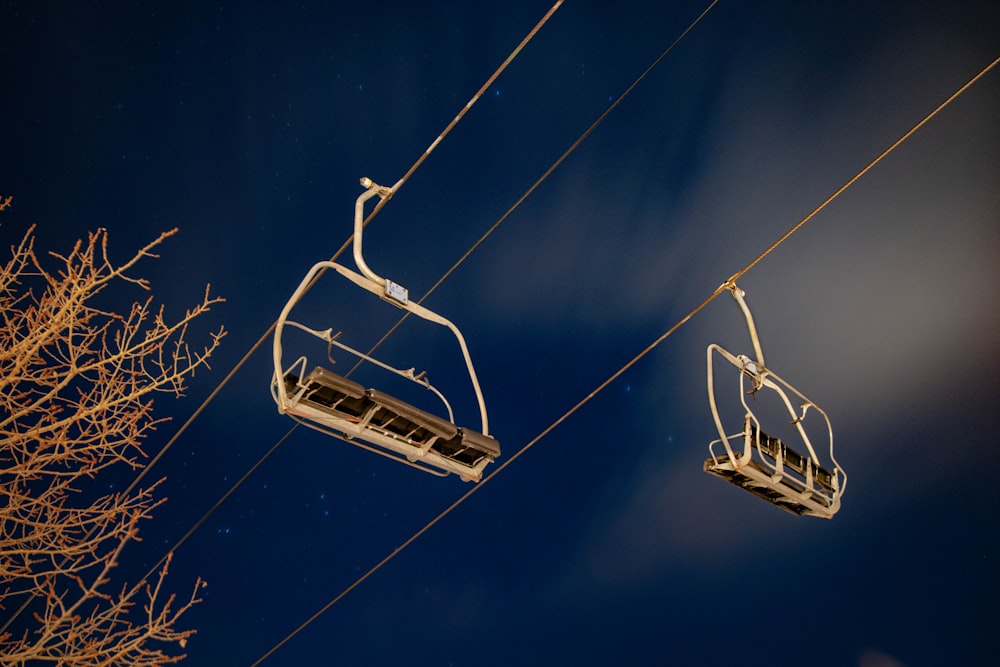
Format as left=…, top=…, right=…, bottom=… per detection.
left=272, top=178, right=499, bottom=482
left=704, top=284, right=846, bottom=518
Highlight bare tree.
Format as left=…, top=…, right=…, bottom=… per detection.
left=0, top=218, right=225, bottom=665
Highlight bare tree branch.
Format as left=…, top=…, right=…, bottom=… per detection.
left=0, top=222, right=224, bottom=664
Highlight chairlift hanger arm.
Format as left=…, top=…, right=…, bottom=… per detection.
left=353, top=177, right=397, bottom=293
left=723, top=281, right=766, bottom=371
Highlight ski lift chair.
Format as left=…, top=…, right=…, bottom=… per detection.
left=704, top=283, right=846, bottom=518
left=271, top=178, right=500, bottom=482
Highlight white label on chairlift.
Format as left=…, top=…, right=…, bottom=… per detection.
left=385, top=280, right=409, bottom=304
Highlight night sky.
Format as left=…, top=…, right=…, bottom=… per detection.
left=2, top=1, right=998, bottom=666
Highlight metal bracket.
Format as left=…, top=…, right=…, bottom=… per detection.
left=384, top=279, right=409, bottom=304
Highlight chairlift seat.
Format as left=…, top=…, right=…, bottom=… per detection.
left=307, top=366, right=366, bottom=399
left=455, top=427, right=501, bottom=458
left=368, top=388, right=459, bottom=441
left=704, top=424, right=838, bottom=518
left=284, top=368, right=370, bottom=420
left=286, top=366, right=499, bottom=481
left=434, top=427, right=502, bottom=469
left=703, top=461, right=821, bottom=517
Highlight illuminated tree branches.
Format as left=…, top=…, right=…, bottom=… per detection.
left=0, top=222, right=224, bottom=665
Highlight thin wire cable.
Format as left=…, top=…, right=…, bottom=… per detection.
left=350, top=0, right=721, bottom=375
left=726, top=53, right=1000, bottom=286
left=133, top=426, right=298, bottom=586
left=0, top=1, right=563, bottom=637
left=389, top=0, right=565, bottom=195
left=249, top=52, right=1000, bottom=667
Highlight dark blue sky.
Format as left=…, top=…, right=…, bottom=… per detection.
left=2, top=2, right=998, bottom=665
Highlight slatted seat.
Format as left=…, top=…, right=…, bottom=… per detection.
left=368, top=389, right=459, bottom=441
left=286, top=366, right=499, bottom=480
left=704, top=424, right=838, bottom=518
left=286, top=367, right=369, bottom=418
left=703, top=459, right=829, bottom=517
left=435, top=428, right=501, bottom=467
left=704, top=463, right=801, bottom=515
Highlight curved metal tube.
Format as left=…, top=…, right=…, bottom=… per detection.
left=726, top=283, right=766, bottom=370
left=272, top=263, right=325, bottom=412
left=353, top=178, right=390, bottom=287
left=706, top=343, right=743, bottom=465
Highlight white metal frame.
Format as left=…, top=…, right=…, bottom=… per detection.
left=271, top=178, right=494, bottom=479
left=704, top=284, right=846, bottom=518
